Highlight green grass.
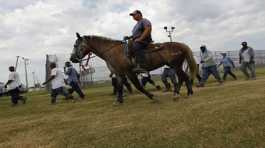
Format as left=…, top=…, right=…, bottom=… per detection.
left=0, top=68, right=265, bottom=148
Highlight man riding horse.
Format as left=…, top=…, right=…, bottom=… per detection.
left=70, top=9, right=197, bottom=104
left=126, top=10, right=152, bottom=73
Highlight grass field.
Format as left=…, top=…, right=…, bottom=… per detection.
left=0, top=68, right=265, bottom=148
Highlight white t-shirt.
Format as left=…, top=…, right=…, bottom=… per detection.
left=242, top=49, right=250, bottom=62
left=51, top=68, right=65, bottom=89
left=7, top=72, right=21, bottom=90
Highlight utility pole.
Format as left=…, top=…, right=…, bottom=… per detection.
left=21, top=57, right=29, bottom=89
left=15, top=56, right=20, bottom=71
left=32, top=72, right=36, bottom=88
left=163, top=26, right=175, bottom=42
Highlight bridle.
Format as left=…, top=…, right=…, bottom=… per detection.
left=75, top=36, right=122, bottom=69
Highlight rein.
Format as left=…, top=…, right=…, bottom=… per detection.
left=84, top=36, right=122, bottom=59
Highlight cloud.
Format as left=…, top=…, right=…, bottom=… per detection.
left=0, top=0, right=265, bottom=85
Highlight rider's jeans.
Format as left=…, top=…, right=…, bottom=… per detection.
left=132, top=41, right=148, bottom=67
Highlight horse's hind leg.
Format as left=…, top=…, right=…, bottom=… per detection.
left=126, top=72, right=154, bottom=100
left=176, top=68, right=193, bottom=96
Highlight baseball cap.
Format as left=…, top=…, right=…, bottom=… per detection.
left=129, top=10, right=142, bottom=16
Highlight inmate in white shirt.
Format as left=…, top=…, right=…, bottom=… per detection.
left=51, top=68, right=65, bottom=89
left=7, top=72, right=21, bottom=90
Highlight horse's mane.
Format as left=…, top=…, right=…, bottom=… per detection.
left=84, top=35, right=123, bottom=44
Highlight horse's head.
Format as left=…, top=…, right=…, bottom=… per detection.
left=70, top=33, right=92, bottom=63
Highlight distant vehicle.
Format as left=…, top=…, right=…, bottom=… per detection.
left=0, top=82, right=28, bottom=97
left=0, top=82, right=8, bottom=97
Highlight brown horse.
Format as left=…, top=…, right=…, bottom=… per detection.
left=70, top=33, right=197, bottom=103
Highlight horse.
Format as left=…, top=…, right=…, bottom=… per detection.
left=70, top=33, right=197, bottom=103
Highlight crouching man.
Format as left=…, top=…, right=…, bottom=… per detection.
left=64, top=61, right=85, bottom=99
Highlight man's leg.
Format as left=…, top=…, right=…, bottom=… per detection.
left=50, top=89, right=58, bottom=104
left=147, top=77, right=156, bottom=86
left=240, top=62, right=250, bottom=79
left=9, top=89, right=18, bottom=105
left=17, top=86, right=26, bottom=104
left=223, top=67, right=229, bottom=81
left=132, top=42, right=148, bottom=72
left=248, top=62, right=256, bottom=79
left=169, top=69, right=178, bottom=93
left=210, top=66, right=222, bottom=83
left=197, top=67, right=210, bottom=87
left=141, top=77, right=148, bottom=87
left=70, top=82, right=85, bottom=99
left=58, top=87, right=73, bottom=100
left=161, top=69, right=171, bottom=91
left=227, top=68, right=237, bottom=80
left=68, top=87, right=74, bottom=95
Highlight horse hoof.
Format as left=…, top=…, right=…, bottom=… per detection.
left=173, top=94, right=180, bottom=101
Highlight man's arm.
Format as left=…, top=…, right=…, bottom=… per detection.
left=137, top=26, right=151, bottom=42
left=42, top=76, right=55, bottom=85
left=5, top=80, right=13, bottom=88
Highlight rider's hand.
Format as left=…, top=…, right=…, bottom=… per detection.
left=123, top=36, right=130, bottom=40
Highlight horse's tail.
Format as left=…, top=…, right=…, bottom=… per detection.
left=184, top=45, right=197, bottom=80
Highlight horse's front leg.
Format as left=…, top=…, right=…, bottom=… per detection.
left=126, top=72, right=155, bottom=101
left=115, top=75, right=124, bottom=104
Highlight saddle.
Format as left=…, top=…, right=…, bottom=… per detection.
left=125, top=40, right=164, bottom=57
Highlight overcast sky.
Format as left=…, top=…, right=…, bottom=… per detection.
left=1, top=0, right=265, bottom=86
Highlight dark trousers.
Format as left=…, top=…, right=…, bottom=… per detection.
left=51, top=87, right=70, bottom=104
left=240, top=62, right=256, bottom=79
left=201, top=65, right=222, bottom=84
left=132, top=42, right=148, bottom=66
left=9, top=87, right=24, bottom=105
left=68, top=81, right=85, bottom=98
left=141, top=76, right=155, bottom=87
left=223, top=67, right=237, bottom=80
left=161, top=68, right=178, bottom=92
